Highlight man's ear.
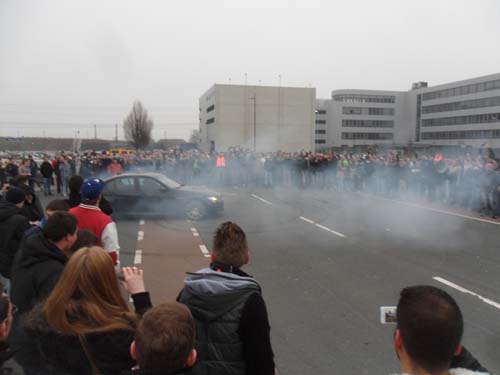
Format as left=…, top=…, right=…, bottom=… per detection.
left=186, top=348, right=197, bottom=367
left=394, top=329, right=403, bottom=350
left=130, top=341, right=137, bottom=360
left=245, top=250, right=250, bottom=265
left=454, top=344, right=463, bottom=356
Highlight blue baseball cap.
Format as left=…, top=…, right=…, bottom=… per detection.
left=81, top=178, right=105, bottom=200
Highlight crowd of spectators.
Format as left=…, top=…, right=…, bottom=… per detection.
left=0, top=147, right=497, bottom=374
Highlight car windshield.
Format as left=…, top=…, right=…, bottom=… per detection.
left=155, top=174, right=181, bottom=189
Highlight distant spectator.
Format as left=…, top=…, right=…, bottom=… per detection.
left=5, top=159, right=18, bottom=179
left=66, top=174, right=113, bottom=215
left=69, top=229, right=98, bottom=253
left=26, top=249, right=152, bottom=375
left=124, top=302, right=196, bottom=375
left=108, top=159, right=123, bottom=176
left=393, top=285, right=490, bottom=375
left=18, top=159, right=31, bottom=178
left=40, top=157, right=53, bottom=196
left=60, top=157, right=72, bottom=197
left=70, top=178, right=120, bottom=265
left=178, top=221, right=275, bottom=375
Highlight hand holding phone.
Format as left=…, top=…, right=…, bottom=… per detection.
left=380, top=306, right=397, bottom=324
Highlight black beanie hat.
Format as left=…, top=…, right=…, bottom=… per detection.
left=6, top=187, right=25, bottom=204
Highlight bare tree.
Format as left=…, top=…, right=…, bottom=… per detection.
left=189, top=129, right=202, bottom=145
left=123, top=100, right=154, bottom=150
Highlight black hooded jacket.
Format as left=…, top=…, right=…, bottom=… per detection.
left=0, top=201, right=30, bottom=278
left=10, top=232, right=68, bottom=315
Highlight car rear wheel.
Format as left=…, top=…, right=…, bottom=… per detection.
left=185, top=201, right=207, bottom=221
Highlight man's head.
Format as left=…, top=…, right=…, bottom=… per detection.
left=211, top=221, right=249, bottom=268
left=69, top=229, right=98, bottom=254
left=394, top=285, right=463, bottom=373
left=43, top=211, right=78, bottom=253
left=81, top=178, right=105, bottom=204
left=68, top=175, right=84, bottom=196
left=131, top=302, right=196, bottom=371
left=45, top=199, right=70, bottom=218
left=5, top=186, right=25, bottom=208
left=0, top=283, right=13, bottom=341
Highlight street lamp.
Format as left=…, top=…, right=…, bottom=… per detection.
left=250, top=95, right=256, bottom=152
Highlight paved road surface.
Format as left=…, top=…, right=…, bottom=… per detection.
left=103, top=187, right=500, bottom=374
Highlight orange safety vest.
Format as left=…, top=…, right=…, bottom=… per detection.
left=216, top=156, right=226, bottom=168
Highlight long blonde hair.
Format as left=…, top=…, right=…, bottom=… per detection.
left=44, top=246, right=138, bottom=334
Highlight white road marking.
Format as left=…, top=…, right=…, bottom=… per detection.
left=199, top=245, right=211, bottom=258
left=134, top=250, right=143, bottom=265
left=368, top=194, right=500, bottom=226
left=137, top=231, right=144, bottom=241
left=251, top=194, right=273, bottom=205
left=314, top=223, right=346, bottom=238
left=193, top=232, right=199, bottom=237
left=190, top=228, right=197, bottom=232
left=139, top=219, right=145, bottom=225
left=299, top=216, right=345, bottom=238
left=433, top=276, right=500, bottom=310
left=299, top=216, right=315, bottom=224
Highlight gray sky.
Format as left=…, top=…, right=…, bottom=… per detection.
left=1, top=0, right=499, bottom=141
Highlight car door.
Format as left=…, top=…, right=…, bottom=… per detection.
left=137, top=177, right=175, bottom=215
left=104, top=177, right=140, bottom=215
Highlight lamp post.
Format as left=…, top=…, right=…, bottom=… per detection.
left=250, top=95, right=256, bottom=152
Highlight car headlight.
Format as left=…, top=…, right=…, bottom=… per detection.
left=208, top=196, right=219, bottom=202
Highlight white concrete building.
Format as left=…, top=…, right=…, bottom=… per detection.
left=316, top=72, right=500, bottom=150
left=199, top=84, right=316, bottom=152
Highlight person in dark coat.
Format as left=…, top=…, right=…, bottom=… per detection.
left=40, top=158, right=53, bottom=196
left=65, top=175, right=113, bottom=215
left=9, top=211, right=78, bottom=375
left=0, top=187, right=30, bottom=284
left=0, top=284, right=16, bottom=374
left=177, top=221, right=275, bottom=375
left=25, top=250, right=152, bottom=375
left=18, top=185, right=43, bottom=223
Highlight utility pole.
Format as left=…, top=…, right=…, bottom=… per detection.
left=94, top=124, right=97, bottom=139
left=115, top=123, right=118, bottom=141
left=250, top=95, right=257, bottom=152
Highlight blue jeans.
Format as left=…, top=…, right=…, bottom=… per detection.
left=43, top=177, right=52, bottom=195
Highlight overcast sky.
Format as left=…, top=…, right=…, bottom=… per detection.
left=1, top=0, right=499, bottom=141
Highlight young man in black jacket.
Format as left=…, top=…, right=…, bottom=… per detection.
left=10, top=211, right=78, bottom=375
left=178, top=221, right=275, bottom=375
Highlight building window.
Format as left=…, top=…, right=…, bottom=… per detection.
left=421, top=129, right=500, bottom=140
left=315, top=139, right=326, bottom=144
left=315, top=130, right=326, bottom=134
left=316, top=109, right=327, bottom=114
left=422, top=112, right=500, bottom=127
left=421, top=96, right=500, bottom=114
left=206, top=118, right=215, bottom=125
left=341, top=120, right=394, bottom=128
left=422, top=79, right=500, bottom=101
left=342, top=107, right=395, bottom=116
left=206, top=104, right=215, bottom=113
left=333, top=94, right=396, bottom=104
left=341, top=132, right=394, bottom=140
left=315, top=119, right=326, bottom=124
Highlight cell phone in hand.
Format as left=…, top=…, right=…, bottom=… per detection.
left=380, top=306, right=397, bottom=324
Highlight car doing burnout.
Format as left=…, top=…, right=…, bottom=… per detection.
left=103, top=173, right=223, bottom=220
